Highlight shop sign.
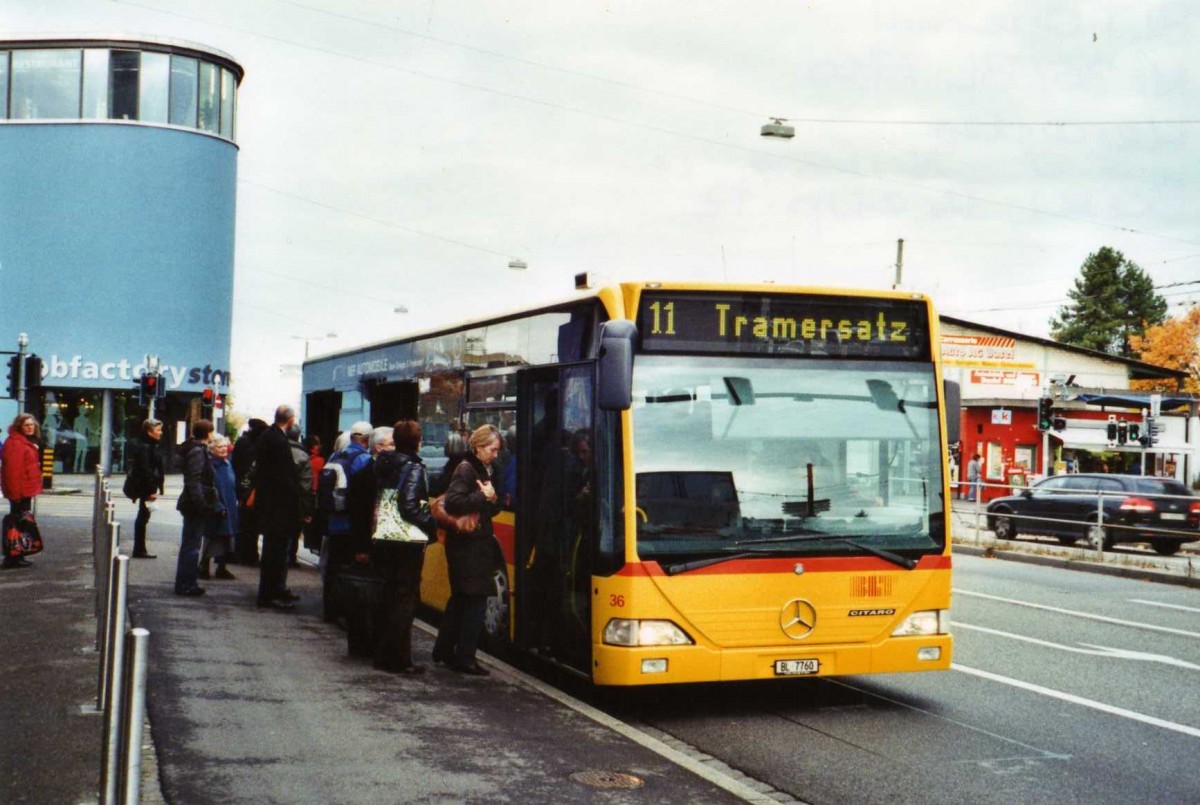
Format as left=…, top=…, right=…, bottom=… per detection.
left=970, top=369, right=1039, bottom=387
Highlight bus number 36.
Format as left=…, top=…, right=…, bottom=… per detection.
left=609, top=594, right=625, bottom=607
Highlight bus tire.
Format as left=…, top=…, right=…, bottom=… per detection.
left=1152, top=540, right=1184, bottom=556
left=481, top=568, right=511, bottom=656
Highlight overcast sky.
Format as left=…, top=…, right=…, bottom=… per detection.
left=10, top=0, right=1200, bottom=418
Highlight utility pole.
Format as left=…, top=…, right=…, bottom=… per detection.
left=16, top=332, right=28, bottom=415
left=892, top=238, right=904, bottom=289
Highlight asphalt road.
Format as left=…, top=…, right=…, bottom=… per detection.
left=599, top=554, right=1200, bottom=805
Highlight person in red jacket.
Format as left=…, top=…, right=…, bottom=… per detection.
left=2, top=413, right=44, bottom=569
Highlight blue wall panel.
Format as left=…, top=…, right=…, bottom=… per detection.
left=0, top=122, right=236, bottom=393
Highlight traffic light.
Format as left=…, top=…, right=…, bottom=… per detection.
left=1106, top=415, right=1118, bottom=445
left=1052, top=416, right=1067, bottom=431
left=1116, top=420, right=1128, bottom=445
left=1128, top=422, right=1141, bottom=443
left=201, top=387, right=215, bottom=415
left=5, top=355, right=18, bottom=398
left=1037, top=396, right=1054, bottom=431
left=1144, top=417, right=1161, bottom=447
left=138, top=373, right=160, bottom=405
left=24, top=355, right=42, bottom=390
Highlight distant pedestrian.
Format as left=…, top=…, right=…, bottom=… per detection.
left=199, top=435, right=237, bottom=581
left=174, top=420, right=217, bottom=596
left=254, top=406, right=302, bottom=610
left=431, top=424, right=503, bottom=676
left=125, top=418, right=165, bottom=559
left=370, top=420, right=436, bottom=674
left=2, top=413, right=43, bottom=570
left=300, top=434, right=325, bottom=557
left=231, top=418, right=268, bottom=566
left=967, top=453, right=982, bottom=503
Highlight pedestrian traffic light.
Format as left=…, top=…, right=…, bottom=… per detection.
left=201, top=387, right=215, bottom=414
left=1037, top=397, right=1054, bottom=431
left=5, top=355, right=18, bottom=398
left=139, top=373, right=160, bottom=405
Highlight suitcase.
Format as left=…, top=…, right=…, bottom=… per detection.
left=335, top=567, right=384, bottom=657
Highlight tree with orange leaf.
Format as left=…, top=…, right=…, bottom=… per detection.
left=1129, top=305, right=1200, bottom=393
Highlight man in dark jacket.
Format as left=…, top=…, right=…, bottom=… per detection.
left=254, top=406, right=301, bottom=610
left=232, top=418, right=268, bottom=565
left=174, top=419, right=216, bottom=596
left=126, top=418, right=165, bottom=559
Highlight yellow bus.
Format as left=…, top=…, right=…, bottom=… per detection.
left=302, top=279, right=957, bottom=685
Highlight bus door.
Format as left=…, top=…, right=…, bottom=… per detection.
left=515, top=365, right=596, bottom=674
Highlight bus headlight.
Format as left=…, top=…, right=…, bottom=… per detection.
left=891, top=609, right=950, bottom=636
left=603, top=618, right=694, bottom=646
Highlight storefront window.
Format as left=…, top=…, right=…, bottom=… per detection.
left=169, top=55, right=198, bottom=127
left=82, top=49, right=110, bottom=119
left=138, top=51, right=169, bottom=124
left=11, top=49, right=82, bottom=119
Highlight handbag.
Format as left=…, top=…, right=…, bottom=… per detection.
left=430, top=495, right=480, bottom=535
left=371, top=488, right=429, bottom=544
left=3, top=512, right=44, bottom=558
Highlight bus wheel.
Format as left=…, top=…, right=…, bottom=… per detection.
left=482, top=568, right=511, bottom=655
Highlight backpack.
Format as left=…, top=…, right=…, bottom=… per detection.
left=317, top=456, right=352, bottom=514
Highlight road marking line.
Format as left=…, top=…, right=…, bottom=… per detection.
left=956, top=622, right=1200, bottom=670
left=1131, top=598, right=1200, bottom=614
left=954, top=588, right=1200, bottom=639
left=952, top=663, right=1200, bottom=739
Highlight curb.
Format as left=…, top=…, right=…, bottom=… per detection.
left=952, top=543, right=1200, bottom=589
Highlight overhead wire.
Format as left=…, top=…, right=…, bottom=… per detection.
left=111, top=0, right=1200, bottom=252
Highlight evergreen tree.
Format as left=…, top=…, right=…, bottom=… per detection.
left=1049, top=247, right=1167, bottom=358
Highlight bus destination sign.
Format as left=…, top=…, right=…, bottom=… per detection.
left=637, top=292, right=931, bottom=359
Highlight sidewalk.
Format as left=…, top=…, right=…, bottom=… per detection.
left=2, top=479, right=761, bottom=804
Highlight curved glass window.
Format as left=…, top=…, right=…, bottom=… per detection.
left=1, top=43, right=239, bottom=141
left=169, top=56, right=198, bottom=127
left=11, top=49, right=81, bottom=119
left=82, top=49, right=109, bottom=119
left=139, top=51, right=169, bottom=124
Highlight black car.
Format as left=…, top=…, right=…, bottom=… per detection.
left=986, top=473, right=1200, bottom=555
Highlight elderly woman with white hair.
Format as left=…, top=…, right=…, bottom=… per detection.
left=199, top=434, right=238, bottom=580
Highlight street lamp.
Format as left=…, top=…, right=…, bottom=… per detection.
left=291, top=331, right=337, bottom=359
left=761, top=117, right=795, bottom=138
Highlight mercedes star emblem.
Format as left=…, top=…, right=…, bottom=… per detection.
left=780, top=598, right=817, bottom=640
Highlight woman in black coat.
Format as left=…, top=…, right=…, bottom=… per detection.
left=431, top=424, right=502, bottom=675
left=370, top=420, right=437, bottom=674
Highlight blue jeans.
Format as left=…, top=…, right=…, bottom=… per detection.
left=175, top=515, right=206, bottom=593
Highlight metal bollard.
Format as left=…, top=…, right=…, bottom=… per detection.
left=96, top=527, right=122, bottom=707
left=100, top=554, right=130, bottom=804
left=118, top=628, right=150, bottom=805
left=96, top=521, right=120, bottom=651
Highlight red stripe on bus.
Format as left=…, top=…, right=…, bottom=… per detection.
left=616, top=554, right=951, bottom=576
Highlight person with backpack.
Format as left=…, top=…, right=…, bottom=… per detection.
left=319, top=421, right=374, bottom=621
left=174, top=420, right=217, bottom=596
left=124, top=418, right=164, bottom=559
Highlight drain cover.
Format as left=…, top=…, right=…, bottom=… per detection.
left=569, top=770, right=645, bottom=789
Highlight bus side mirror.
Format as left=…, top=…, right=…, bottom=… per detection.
left=598, top=319, right=636, bottom=411
left=943, top=379, right=961, bottom=445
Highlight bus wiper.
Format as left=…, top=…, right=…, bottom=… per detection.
left=733, top=533, right=918, bottom=570
left=663, top=550, right=772, bottom=576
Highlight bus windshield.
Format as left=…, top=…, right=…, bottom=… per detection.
left=631, top=356, right=945, bottom=563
